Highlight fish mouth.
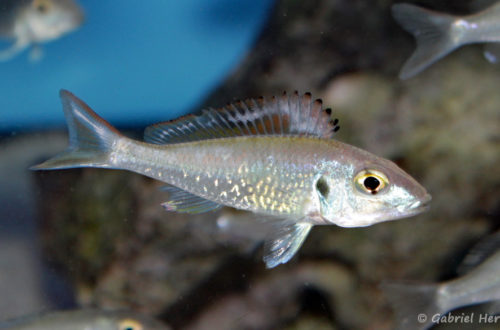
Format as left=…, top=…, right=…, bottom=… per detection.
left=325, top=193, right=432, bottom=227
left=336, top=196, right=431, bottom=227
left=415, top=193, right=432, bottom=211
left=396, top=193, right=432, bottom=218
left=405, top=203, right=430, bottom=217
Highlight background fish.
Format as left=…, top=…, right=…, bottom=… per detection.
left=33, top=90, right=431, bottom=268
left=213, top=208, right=274, bottom=253
left=392, top=1, right=500, bottom=79
left=382, top=231, right=500, bottom=330
left=0, top=309, right=169, bottom=330
left=0, top=0, right=84, bottom=61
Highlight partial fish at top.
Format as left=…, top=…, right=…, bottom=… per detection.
left=392, top=1, right=500, bottom=79
left=0, top=0, right=84, bottom=62
left=32, top=90, right=431, bottom=268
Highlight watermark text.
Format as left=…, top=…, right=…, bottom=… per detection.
left=417, top=312, right=500, bottom=325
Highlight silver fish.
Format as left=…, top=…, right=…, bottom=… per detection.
left=0, top=309, right=169, bottom=330
left=33, top=90, right=431, bottom=268
left=392, top=1, right=500, bottom=79
left=0, top=0, right=84, bottom=61
left=382, top=232, right=500, bottom=330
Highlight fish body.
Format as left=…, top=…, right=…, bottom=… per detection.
left=0, top=0, right=84, bottom=61
left=114, top=135, right=427, bottom=227
left=33, top=90, right=431, bottom=268
left=437, top=250, right=500, bottom=311
left=382, top=233, right=500, bottom=330
left=0, top=309, right=169, bottom=330
left=392, top=1, right=500, bottom=79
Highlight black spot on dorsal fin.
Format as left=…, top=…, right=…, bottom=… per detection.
left=144, top=92, right=340, bottom=144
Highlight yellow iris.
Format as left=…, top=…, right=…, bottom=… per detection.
left=354, top=170, right=389, bottom=195
left=118, top=318, right=143, bottom=330
left=33, top=0, right=52, bottom=13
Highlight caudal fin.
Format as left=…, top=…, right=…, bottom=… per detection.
left=31, top=90, right=122, bottom=170
left=380, top=281, right=441, bottom=330
left=392, top=3, right=459, bottom=79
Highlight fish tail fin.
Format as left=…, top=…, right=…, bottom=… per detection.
left=380, top=281, right=441, bottom=330
left=31, top=90, right=122, bottom=170
left=392, top=3, right=460, bottom=79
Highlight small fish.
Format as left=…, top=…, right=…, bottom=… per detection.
left=392, top=1, right=500, bottom=79
left=33, top=90, right=431, bottom=268
left=0, top=309, right=169, bottom=330
left=0, top=0, right=84, bottom=62
left=382, top=232, right=500, bottom=330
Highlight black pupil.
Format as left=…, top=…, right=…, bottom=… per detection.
left=363, top=176, right=380, bottom=192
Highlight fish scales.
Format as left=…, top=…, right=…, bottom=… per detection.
left=115, top=136, right=325, bottom=217
left=465, top=2, right=500, bottom=42
left=33, top=90, right=431, bottom=267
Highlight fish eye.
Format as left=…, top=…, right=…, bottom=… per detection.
left=34, top=0, right=51, bottom=13
left=118, top=319, right=143, bottom=330
left=354, top=170, right=389, bottom=195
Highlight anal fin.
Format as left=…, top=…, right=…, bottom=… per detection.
left=161, top=186, right=222, bottom=214
left=263, top=221, right=313, bottom=268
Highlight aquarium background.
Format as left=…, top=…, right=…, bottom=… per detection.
left=1, top=0, right=273, bottom=129
left=1, top=0, right=499, bottom=329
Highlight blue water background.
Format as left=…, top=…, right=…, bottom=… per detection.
left=0, top=0, right=273, bottom=130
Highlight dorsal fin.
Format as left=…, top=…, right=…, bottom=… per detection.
left=144, top=92, right=340, bottom=144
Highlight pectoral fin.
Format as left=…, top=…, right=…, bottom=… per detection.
left=263, top=222, right=313, bottom=268
left=0, top=39, right=29, bottom=62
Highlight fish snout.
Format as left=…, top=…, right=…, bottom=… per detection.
left=411, top=193, right=432, bottom=212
